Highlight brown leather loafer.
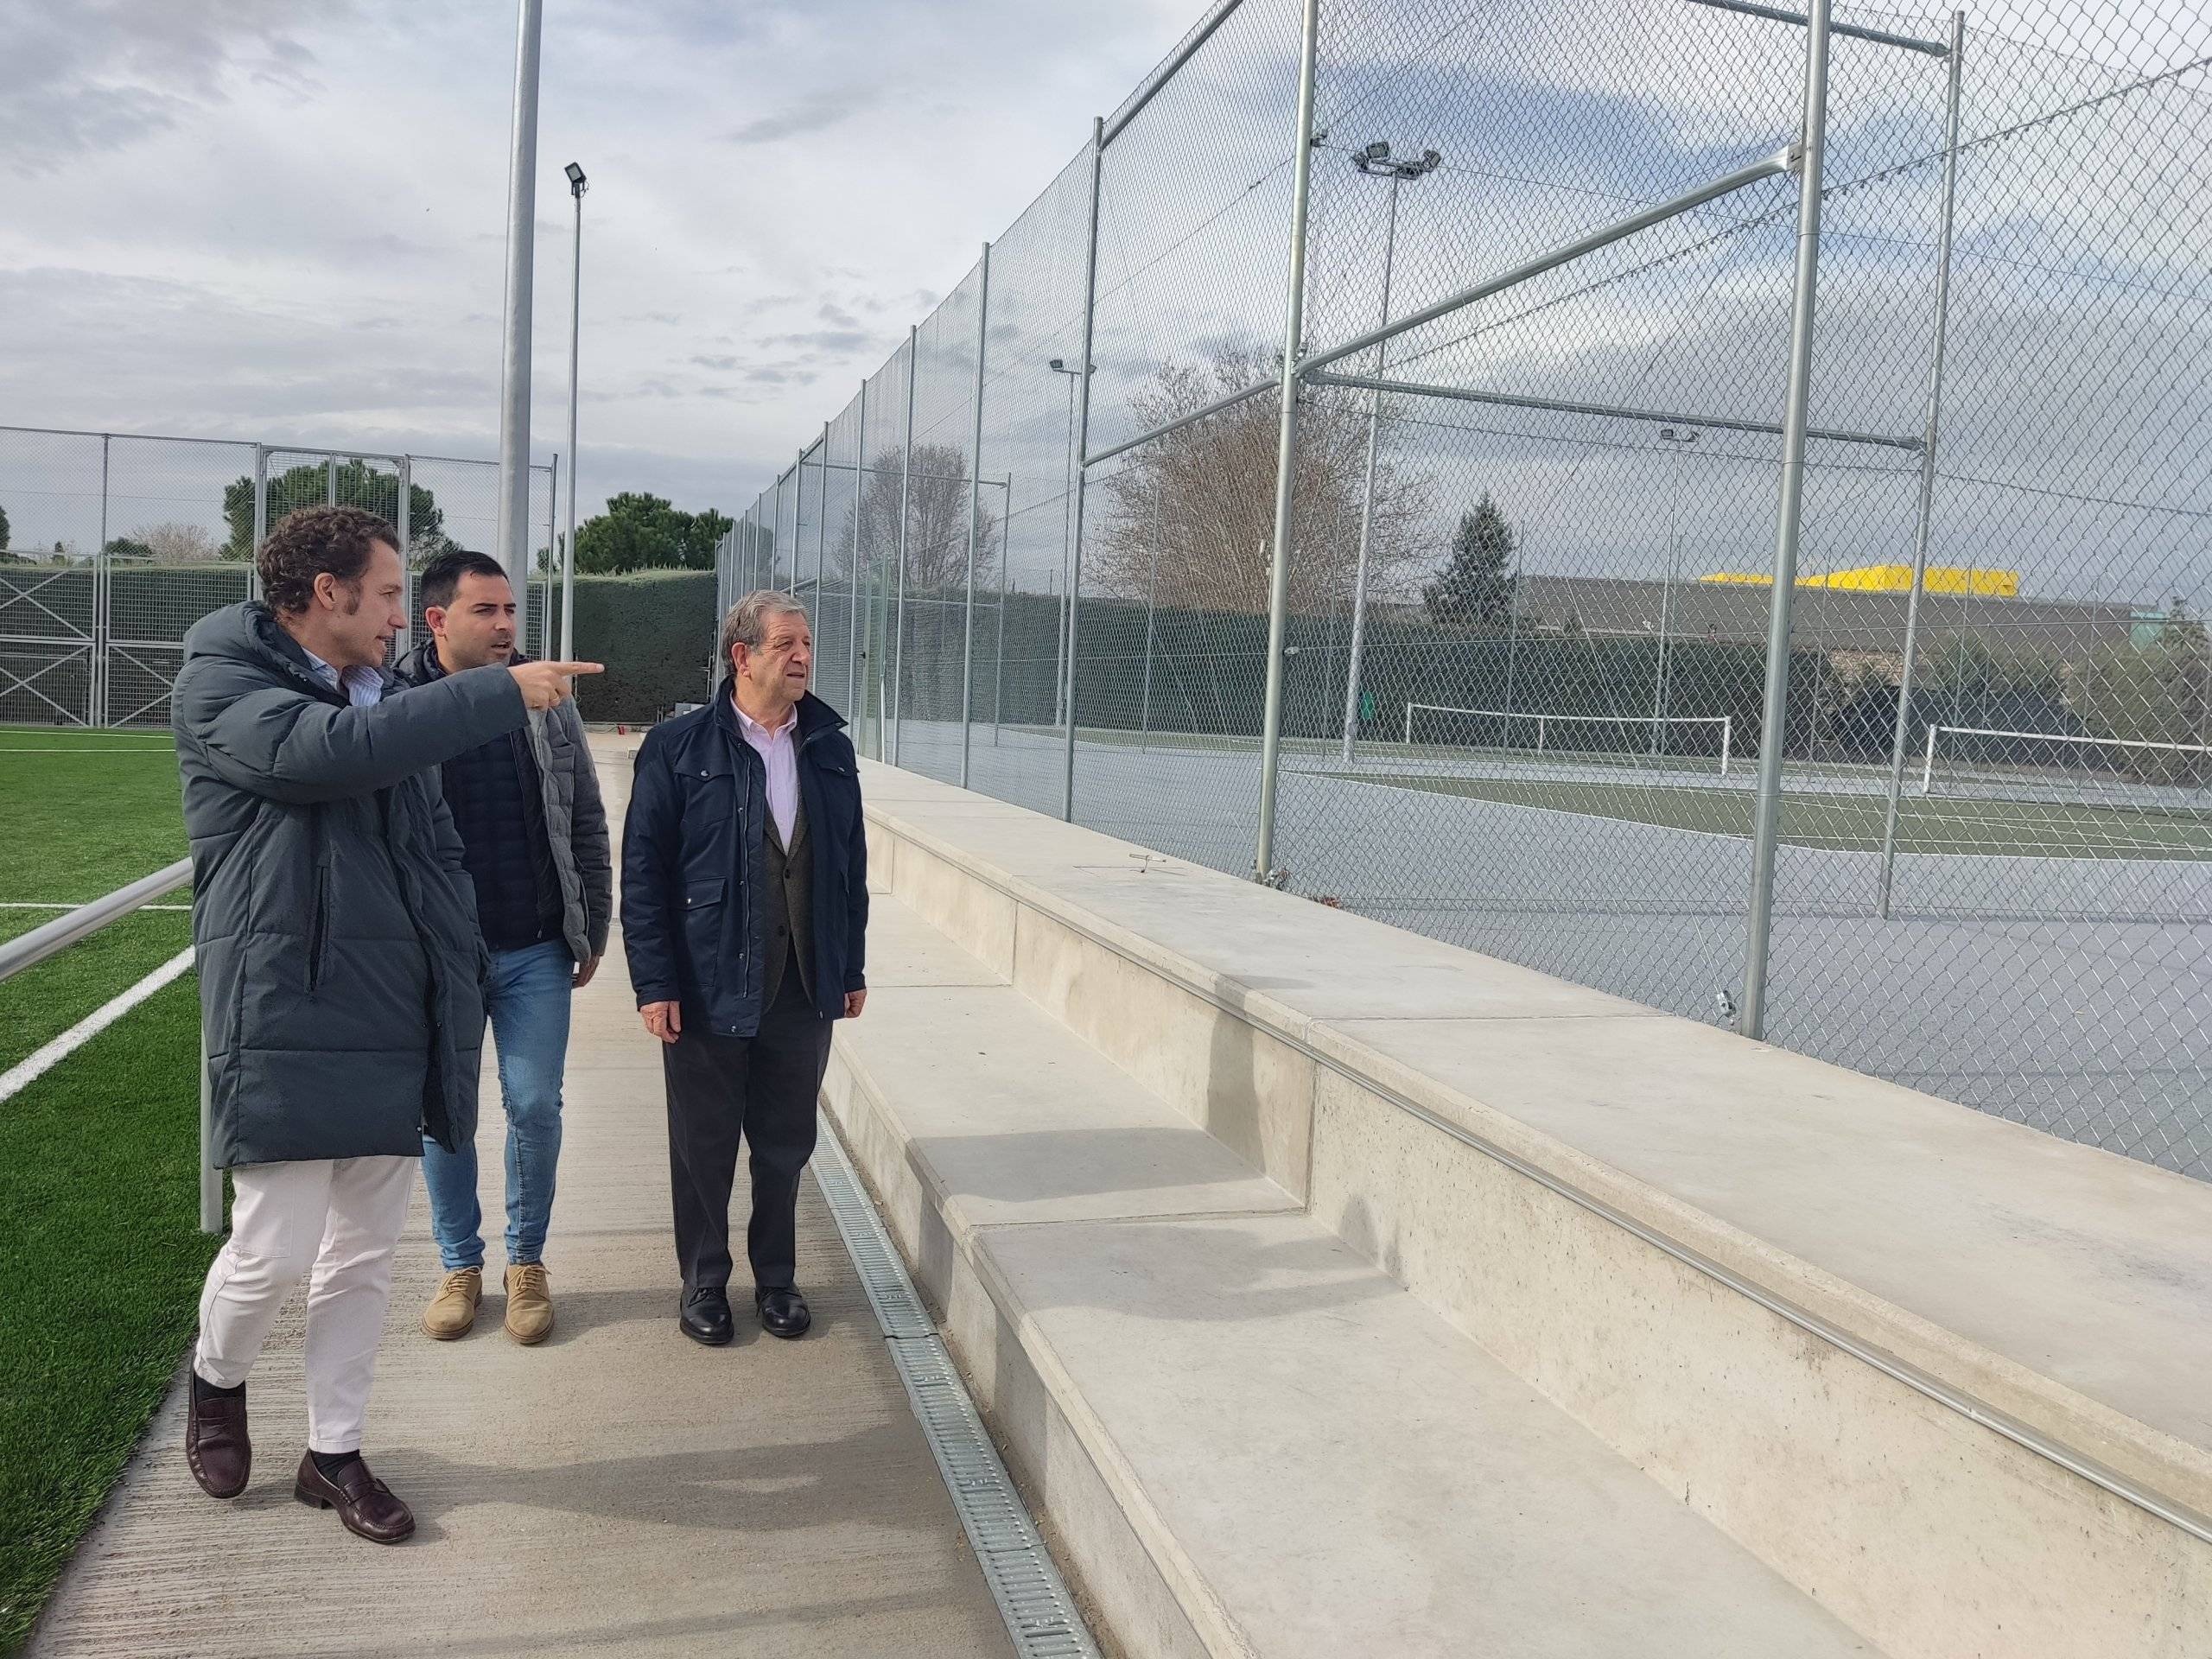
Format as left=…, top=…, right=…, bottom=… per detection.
left=293, top=1453, right=415, bottom=1544
left=186, top=1376, right=251, bottom=1499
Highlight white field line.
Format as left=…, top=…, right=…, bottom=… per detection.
left=0, top=947, right=195, bottom=1106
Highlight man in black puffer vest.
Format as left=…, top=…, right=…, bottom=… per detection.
left=397, top=550, right=612, bottom=1349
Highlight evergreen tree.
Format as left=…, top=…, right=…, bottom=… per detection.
left=1423, top=493, right=1518, bottom=630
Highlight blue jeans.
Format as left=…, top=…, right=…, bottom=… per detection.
left=423, top=938, right=573, bottom=1271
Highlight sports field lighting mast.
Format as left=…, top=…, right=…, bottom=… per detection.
left=559, top=161, right=587, bottom=662
left=1340, top=140, right=1442, bottom=767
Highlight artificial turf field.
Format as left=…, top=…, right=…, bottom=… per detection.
left=0, top=724, right=212, bottom=1655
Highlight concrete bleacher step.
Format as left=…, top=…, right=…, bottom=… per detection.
left=830, top=901, right=1878, bottom=1658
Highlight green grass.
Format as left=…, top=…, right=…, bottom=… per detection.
left=0, top=725, right=200, bottom=1655
left=0, top=728, right=186, bottom=905
left=1332, top=771, right=2212, bottom=860
left=0, top=977, right=217, bottom=1655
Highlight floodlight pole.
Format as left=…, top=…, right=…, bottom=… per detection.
left=961, top=242, right=991, bottom=790
left=494, top=0, right=543, bottom=647
left=1740, top=0, right=1835, bottom=1043
left=1877, top=10, right=1967, bottom=920
left=1252, top=0, right=1323, bottom=883
left=1341, top=147, right=1437, bottom=766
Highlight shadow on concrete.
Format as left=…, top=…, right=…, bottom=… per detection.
left=382, top=1419, right=943, bottom=1538
left=911, top=1123, right=1272, bottom=1208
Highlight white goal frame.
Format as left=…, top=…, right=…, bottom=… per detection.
left=1402, top=703, right=1733, bottom=776
left=1919, top=723, right=2212, bottom=792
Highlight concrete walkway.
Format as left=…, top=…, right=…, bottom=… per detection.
left=29, top=739, right=1017, bottom=1659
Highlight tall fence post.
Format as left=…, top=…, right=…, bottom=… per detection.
left=1062, top=118, right=1106, bottom=823
left=249, top=444, right=268, bottom=601
left=1877, top=8, right=1967, bottom=921
left=993, top=476, right=1011, bottom=747
left=962, top=241, right=992, bottom=790
left=94, top=433, right=111, bottom=727
left=850, top=380, right=868, bottom=727
left=892, top=326, right=918, bottom=767
left=1740, top=0, right=1835, bottom=1041
left=815, top=421, right=831, bottom=607
left=395, top=456, right=413, bottom=659
left=1252, top=0, right=1325, bottom=881
left=1141, top=486, right=1160, bottom=751
left=543, top=454, right=557, bottom=658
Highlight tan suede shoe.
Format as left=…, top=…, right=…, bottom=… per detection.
left=420, top=1267, right=482, bottom=1340
left=504, top=1262, right=555, bottom=1345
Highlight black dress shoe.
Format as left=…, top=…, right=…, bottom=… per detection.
left=293, top=1452, right=414, bottom=1545
left=680, top=1287, right=734, bottom=1345
left=185, top=1372, right=251, bottom=1499
left=756, top=1286, right=811, bottom=1339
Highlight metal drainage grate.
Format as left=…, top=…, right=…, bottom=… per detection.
left=814, top=1122, right=1101, bottom=1659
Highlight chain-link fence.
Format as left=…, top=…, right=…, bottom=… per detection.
left=1, top=426, right=558, bottom=726
left=718, top=0, right=2212, bottom=1180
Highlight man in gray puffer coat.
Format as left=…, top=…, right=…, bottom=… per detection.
left=173, top=505, right=598, bottom=1545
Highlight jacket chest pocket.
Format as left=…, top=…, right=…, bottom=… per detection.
left=812, top=760, right=859, bottom=836
left=679, top=763, right=739, bottom=823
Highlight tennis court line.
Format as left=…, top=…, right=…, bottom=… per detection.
left=0, top=947, right=194, bottom=1107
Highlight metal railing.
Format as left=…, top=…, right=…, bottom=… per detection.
left=0, top=859, right=219, bottom=1232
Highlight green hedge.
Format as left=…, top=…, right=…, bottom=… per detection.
left=554, top=569, right=716, bottom=723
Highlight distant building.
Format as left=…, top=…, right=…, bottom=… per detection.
left=1503, top=574, right=2138, bottom=671
left=1696, top=564, right=2019, bottom=598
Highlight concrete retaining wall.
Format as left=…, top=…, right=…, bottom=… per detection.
left=836, top=761, right=2212, bottom=1658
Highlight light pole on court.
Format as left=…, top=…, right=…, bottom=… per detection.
left=1339, top=140, right=1441, bottom=767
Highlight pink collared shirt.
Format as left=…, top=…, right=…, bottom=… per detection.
left=734, top=696, right=799, bottom=848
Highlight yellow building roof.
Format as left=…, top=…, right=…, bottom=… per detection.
left=1696, top=565, right=2018, bottom=597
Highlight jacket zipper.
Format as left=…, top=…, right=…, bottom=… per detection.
left=305, top=806, right=331, bottom=992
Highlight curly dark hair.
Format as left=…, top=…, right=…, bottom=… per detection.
left=257, top=505, right=400, bottom=616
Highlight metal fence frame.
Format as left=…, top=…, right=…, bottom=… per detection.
left=719, top=0, right=2212, bottom=1179
left=1, top=425, right=558, bottom=726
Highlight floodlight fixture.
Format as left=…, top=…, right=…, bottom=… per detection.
left=1353, top=140, right=1446, bottom=181
left=564, top=161, right=588, bottom=198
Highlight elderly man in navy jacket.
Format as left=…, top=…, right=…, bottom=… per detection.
left=621, top=591, right=868, bottom=1344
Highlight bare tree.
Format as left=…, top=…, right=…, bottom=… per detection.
left=134, top=521, right=223, bottom=563
left=833, top=442, right=1000, bottom=588
left=1090, top=346, right=1434, bottom=615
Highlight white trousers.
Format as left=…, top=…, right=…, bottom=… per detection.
left=194, top=1155, right=416, bottom=1453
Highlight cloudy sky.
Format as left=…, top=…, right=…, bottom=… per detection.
left=4, top=0, right=2206, bottom=609
left=0, top=0, right=1193, bottom=530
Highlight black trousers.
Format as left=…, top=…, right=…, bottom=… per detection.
left=662, top=962, right=833, bottom=1294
